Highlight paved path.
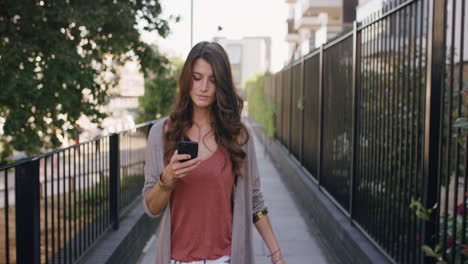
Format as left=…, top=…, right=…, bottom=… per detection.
left=137, top=129, right=336, bottom=264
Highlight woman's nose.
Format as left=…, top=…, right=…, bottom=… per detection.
left=201, top=79, right=209, bottom=91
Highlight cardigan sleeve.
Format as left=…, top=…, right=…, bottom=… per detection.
left=141, top=120, right=165, bottom=218
left=247, top=126, right=268, bottom=215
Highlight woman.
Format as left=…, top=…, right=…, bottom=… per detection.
left=141, top=41, right=286, bottom=264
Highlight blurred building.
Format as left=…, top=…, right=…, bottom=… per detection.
left=213, top=36, right=271, bottom=95
left=356, top=0, right=384, bottom=21
left=100, top=58, right=143, bottom=133
left=285, top=0, right=358, bottom=60
left=107, top=59, right=144, bottom=116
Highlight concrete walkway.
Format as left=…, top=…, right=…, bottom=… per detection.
left=136, top=129, right=336, bottom=264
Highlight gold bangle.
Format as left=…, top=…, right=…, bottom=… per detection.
left=158, top=172, right=176, bottom=192
left=253, top=208, right=268, bottom=223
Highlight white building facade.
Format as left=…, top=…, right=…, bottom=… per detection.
left=285, top=0, right=358, bottom=60
left=214, top=37, right=271, bottom=93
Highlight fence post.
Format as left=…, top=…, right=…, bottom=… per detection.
left=422, top=0, right=446, bottom=262
left=109, top=133, right=120, bottom=230
left=15, top=159, right=40, bottom=264
left=288, top=66, right=293, bottom=154
left=300, top=57, right=305, bottom=164
left=350, top=21, right=360, bottom=221
left=317, top=45, right=324, bottom=185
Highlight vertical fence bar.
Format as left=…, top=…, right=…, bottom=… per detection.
left=52, top=154, right=56, bottom=263
left=73, top=147, right=77, bottom=261
left=415, top=1, right=425, bottom=262
left=404, top=3, right=414, bottom=262
left=392, top=4, right=405, bottom=261
left=68, top=149, right=72, bottom=264
left=15, top=159, right=40, bottom=264
left=317, top=45, right=324, bottom=186
left=110, top=133, right=120, bottom=230
left=421, top=0, right=446, bottom=262
left=350, top=21, right=359, bottom=221
left=382, top=10, right=390, bottom=245
left=377, top=12, right=384, bottom=237
left=63, top=148, right=67, bottom=263
left=389, top=5, right=398, bottom=254
left=300, top=57, right=305, bottom=164
left=288, top=67, right=293, bottom=154
left=44, top=156, right=49, bottom=264
left=86, top=143, right=90, bottom=248
left=4, top=169, right=10, bottom=264
left=58, top=151, right=62, bottom=263
left=361, top=18, right=370, bottom=231
left=448, top=0, right=461, bottom=262
left=369, top=14, right=378, bottom=239
left=93, top=140, right=97, bottom=241
left=99, top=139, right=103, bottom=236
left=79, top=143, right=83, bottom=255
left=459, top=2, right=466, bottom=263
left=407, top=2, right=416, bottom=262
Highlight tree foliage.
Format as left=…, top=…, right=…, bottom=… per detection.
left=0, top=0, right=176, bottom=160
left=246, top=72, right=275, bottom=137
left=136, top=56, right=182, bottom=124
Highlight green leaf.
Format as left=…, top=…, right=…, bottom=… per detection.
left=453, top=122, right=468, bottom=128
left=422, top=245, right=437, bottom=257
left=410, top=200, right=423, bottom=209
left=416, top=210, right=430, bottom=221
left=454, top=118, right=468, bottom=128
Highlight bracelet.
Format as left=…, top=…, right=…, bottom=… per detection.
left=272, top=256, right=283, bottom=264
left=267, top=248, right=280, bottom=258
left=267, top=248, right=283, bottom=264
left=157, top=172, right=176, bottom=192
left=253, top=208, right=268, bottom=223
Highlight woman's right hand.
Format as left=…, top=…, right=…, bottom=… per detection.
left=161, top=150, right=202, bottom=185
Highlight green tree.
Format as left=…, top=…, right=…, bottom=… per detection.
left=136, top=56, right=183, bottom=124
left=0, top=0, right=177, bottom=160
left=246, top=72, right=275, bottom=137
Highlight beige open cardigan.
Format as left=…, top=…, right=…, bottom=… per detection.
left=141, top=116, right=267, bottom=264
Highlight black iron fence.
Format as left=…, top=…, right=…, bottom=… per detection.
left=264, top=0, right=467, bottom=263
left=0, top=121, right=154, bottom=264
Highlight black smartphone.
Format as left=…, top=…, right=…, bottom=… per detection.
left=177, top=141, right=198, bottom=162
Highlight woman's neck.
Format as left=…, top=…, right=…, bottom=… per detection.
left=192, top=107, right=212, bottom=128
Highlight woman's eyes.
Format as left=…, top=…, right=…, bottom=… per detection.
left=192, top=76, right=215, bottom=83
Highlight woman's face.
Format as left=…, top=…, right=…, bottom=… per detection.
left=190, top=58, right=216, bottom=109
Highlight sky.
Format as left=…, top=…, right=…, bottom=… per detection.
left=140, top=0, right=290, bottom=73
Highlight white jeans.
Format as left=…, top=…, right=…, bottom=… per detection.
left=170, top=255, right=231, bottom=264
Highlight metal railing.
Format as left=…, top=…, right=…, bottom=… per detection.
left=0, top=121, right=155, bottom=264
left=264, top=0, right=466, bottom=263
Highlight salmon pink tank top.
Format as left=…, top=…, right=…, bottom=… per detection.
left=165, top=124, right=235, bottom=261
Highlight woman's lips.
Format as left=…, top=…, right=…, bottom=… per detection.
left=197, top=95, right=209, bottom=100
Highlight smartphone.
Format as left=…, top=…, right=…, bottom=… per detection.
left=177, top=141, right=198, bottom=162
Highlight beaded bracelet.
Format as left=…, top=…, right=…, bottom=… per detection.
left=272, top=256, right=284, bottom=264
left=267, top=248, right=283, bottom=264
left=157, top=172, right=176, bottom=192
left=267, top=248, right=280, bottom=258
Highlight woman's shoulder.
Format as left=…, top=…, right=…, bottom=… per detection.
left=148, top=116, right=170, bottom=138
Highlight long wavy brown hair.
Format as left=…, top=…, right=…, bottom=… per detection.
left=163, top=41, right=250, bottom=178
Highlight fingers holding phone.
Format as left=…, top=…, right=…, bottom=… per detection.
left=162, top=143, right=201, bottom=184
left=172, top=150, right=201, bottom=178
